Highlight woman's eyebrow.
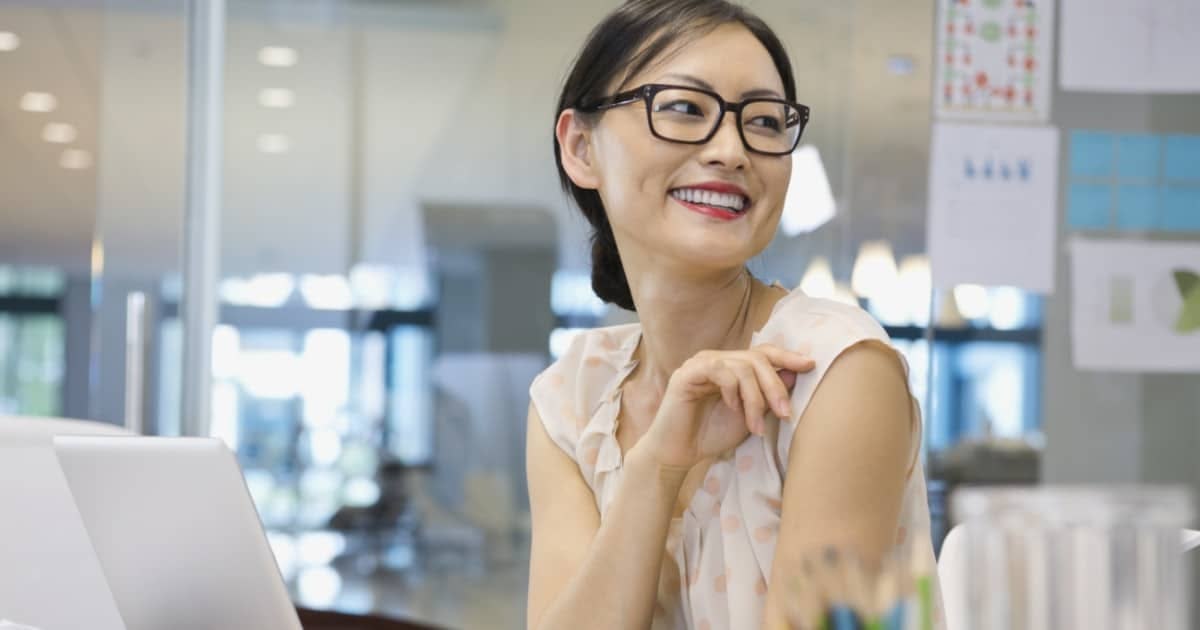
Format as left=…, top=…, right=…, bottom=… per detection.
left=659, top=72, right=784, bottom=99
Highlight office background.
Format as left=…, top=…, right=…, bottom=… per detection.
left=1, top=0, right=1198, bottom=627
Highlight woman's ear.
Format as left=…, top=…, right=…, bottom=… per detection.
left=556, top=109, right=601, bottom=190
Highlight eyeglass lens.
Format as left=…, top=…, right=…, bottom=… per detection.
left=648, top=87, right=802, bottom=154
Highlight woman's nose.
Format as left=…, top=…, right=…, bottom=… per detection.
left=701, top=112, right=749, bottom=170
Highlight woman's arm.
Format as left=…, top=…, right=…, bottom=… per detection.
left=526, top=403, right=686, bottom=630
left=761, top=342, right=916, bottom=629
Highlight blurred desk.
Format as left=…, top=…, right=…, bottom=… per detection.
left=298, top=608, right=443, bottom=630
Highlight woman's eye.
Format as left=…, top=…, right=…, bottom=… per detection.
left=658, top=100, right=704, bottom=116
left=748, top=116, right=782, bottom=131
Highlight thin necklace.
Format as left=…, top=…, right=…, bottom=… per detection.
left=719, top=268, right=756, bottom=349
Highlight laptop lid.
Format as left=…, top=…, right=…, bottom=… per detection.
left=0, top=437, right=127, bottom=630
left=53, top=436, right=302, bottom=630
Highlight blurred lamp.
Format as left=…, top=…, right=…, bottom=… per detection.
left=954, top=284, right=991, bottom=320
left=299, top=274, right=353, bottom=310
left=799, top=256, right=835, bottom=299
left=987, top=286, right=1026, bottom=330
left=851, top=240, right=898, bottom=300
left=219, top=273, right=295, bottom=307
left=780, top=145, right=836, bottom=236
left=831, top=283, right=859, bottom=306
left=897, top=254, right=932, bottom=326
left=871, top=254, right=932, bottom=326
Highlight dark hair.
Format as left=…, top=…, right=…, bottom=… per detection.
left=553, top=0, right=796, bottom=312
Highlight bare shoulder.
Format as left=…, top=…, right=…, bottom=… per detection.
left=818, top=339, right=910, bottom=398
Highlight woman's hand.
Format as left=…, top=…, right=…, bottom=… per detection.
left=641, top=344, right=816, bottom=470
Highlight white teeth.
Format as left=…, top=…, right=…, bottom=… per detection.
left=670, top=188, right=747, bottom=211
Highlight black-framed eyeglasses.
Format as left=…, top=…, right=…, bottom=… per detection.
left=578, top=83, right=810, bottom=156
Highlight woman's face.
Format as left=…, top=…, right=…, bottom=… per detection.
left=587, top=23, right=792, bottom=274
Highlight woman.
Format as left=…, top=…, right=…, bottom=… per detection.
left=526, top=1, right=940, bottom=628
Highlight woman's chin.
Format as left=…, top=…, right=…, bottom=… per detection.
left=662, top=237, right=762, bottom=272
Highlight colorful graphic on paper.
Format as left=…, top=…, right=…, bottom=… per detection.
left=935, top=0, right=1055, bottom=122
left=1070, top=238, right=1200, bottom=372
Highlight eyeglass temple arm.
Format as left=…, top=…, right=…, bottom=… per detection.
left=581, top=87, right=646, bottom=112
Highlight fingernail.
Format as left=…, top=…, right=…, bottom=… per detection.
left=778, top=397, right=792, bottom=419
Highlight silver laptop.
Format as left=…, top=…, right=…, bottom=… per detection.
left=53, top=436, right=303, bottom=630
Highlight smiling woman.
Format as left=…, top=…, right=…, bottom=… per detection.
left=529, top=1, right=943, bottom=629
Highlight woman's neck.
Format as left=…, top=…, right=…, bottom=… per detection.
left=626, top=267, right=784, bottom=396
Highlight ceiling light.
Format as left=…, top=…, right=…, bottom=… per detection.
left=258, top=88, right=294, bottom=108
left=60, top=148, right=92, bottom=170
left=258, top=46, right=297, bottom=67
left=257, top=133, right=289, bottom=154
left=20, top=92, right=57, bottom=113
left=0, top=32, right=19, bottom=52
left=42, top=122, right=77, bottom=144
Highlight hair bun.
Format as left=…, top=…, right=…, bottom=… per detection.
left=590, top=225, right=636, bottom=311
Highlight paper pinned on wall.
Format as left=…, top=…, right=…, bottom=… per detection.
left=1060, top=0, right=1200, bottom=93
left=928, top=122, right=1060, bottom=293
left=1065, top=131, right=1200, bottom=233
left=1069, top=237, right=1200, bottom=372
left=934, top=0, right=1055, bottom=122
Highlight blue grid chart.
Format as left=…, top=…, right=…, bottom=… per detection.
left=1067, top=131, right=1200, bottom=233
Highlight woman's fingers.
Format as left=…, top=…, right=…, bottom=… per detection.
left=707, top=363, right=743, bottom=417
left=745, top=352, right=794, bottom=420
left=730, top=361, right=767, bottom=435
left=682, top=346, right=816, bottom=435
left=756, top=344, right=816, bottom=373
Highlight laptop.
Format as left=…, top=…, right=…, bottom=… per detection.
left=53, top=436, right=303, bottom=630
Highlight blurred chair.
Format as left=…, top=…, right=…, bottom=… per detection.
left=0, top=415, right=133, bottom=441
left=938, top=524, right=1200, bottom=630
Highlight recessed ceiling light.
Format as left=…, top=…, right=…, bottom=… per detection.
left=60, top=148, right=92, bottom=170
left=0, top=32, right=19, bottom=52
left=258, top=88, right=294, bottom=108
left=257, top=133, right=289, bottom=154
left=20, top=92, right=57, bottom=113
left=258, top=46, right=297, bottom=67
left=42, top=122, right=77, bottom=144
